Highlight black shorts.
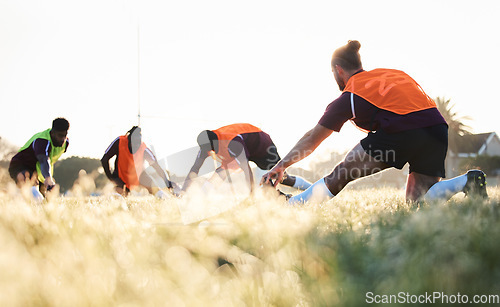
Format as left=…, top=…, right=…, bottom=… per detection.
left=249, top=143, right=281, bottom=170
left=8, top=163, right=36, bottom=183
left=110, top=173, right=129, bottom=191
left=360, top=124, right=448, bottom=178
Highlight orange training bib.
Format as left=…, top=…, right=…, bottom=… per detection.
left=343, top=68, right=436, bottom=115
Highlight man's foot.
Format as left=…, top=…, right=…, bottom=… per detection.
left=463, top=170, right=488, bottom=199
left=277, top=189, right=292, bottom=201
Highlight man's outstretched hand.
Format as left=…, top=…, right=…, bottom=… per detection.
left=261, top=163, right=286, bottom=188
left=45, top=177, right=56, bottom=191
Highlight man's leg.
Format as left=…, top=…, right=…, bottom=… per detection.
left=324, top=143, right=391, bottom=194
left=139, top=171, right=156, bottom=194
left=289, top=143, right=390, bottom=204
left=111, top=175, right=127, bottom=196
left=12, top=168, right=44, bottom=200
left=422, top=170, right=488, bottom=202
left=15, top=172, right=29, bottom=187
left=39, top=182, right=49, bottom=197
left=10, top=166, right=35, bottom=188
left=281, top=174, right=312, bottom=190
left=406, top=172, right=441, bottom=202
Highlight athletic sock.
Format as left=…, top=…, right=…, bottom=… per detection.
left=423, top=174, right=468, bottom=201
left=289, top=178, right=334, bottom=205
left=292, top=176, right=312, bottom=190
left=31, top=186, right=44, bottom=202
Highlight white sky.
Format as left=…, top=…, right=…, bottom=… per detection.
left=1, top=0, right=499, bottom=166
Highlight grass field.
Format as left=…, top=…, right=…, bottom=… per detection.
left=0, top=184, right=499, bottom=306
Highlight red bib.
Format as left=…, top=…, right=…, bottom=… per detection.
left=212, top=123, right=262, bottom=169
left=117, top=135, right=147, bottom=189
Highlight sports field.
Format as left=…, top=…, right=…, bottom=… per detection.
left=0, top=185, right=499, bottom=306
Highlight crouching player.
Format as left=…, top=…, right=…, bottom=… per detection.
left=8, top=117, right=70, bottom=199
left=182, top=123, right=312, bottom=194
left=101, top=126, right=177, bottom=197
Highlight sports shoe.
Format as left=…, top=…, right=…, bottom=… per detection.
left=277, top=189, right=292, bottom=201
left=463, top=170, right=488, bottom=199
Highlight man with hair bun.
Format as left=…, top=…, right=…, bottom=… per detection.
left=9, top=117, right=70, bottom=198
left=262, top=40, right=488, bottom=204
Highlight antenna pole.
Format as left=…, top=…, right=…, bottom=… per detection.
left=137, top=24, right=141, bottom=126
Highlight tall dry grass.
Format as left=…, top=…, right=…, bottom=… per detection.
left=0, top=182, right=499, bottom=306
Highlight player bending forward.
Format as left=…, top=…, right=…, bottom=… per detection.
left=183, top=123, right=312, bottom=194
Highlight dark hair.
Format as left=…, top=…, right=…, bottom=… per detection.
left=52, top=117, right=70, bottom=131
left=127, top=126, right=141, bottom=136
left=331, top=40, right=362, bottom=71
left=197, top=130, right=218, bottom=152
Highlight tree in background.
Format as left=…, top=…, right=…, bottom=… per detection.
left=460, top=155, right=500, bottom=176
left=53, top=156, right=108, bottom=193
left=434, top=97, right=472, bottom=153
